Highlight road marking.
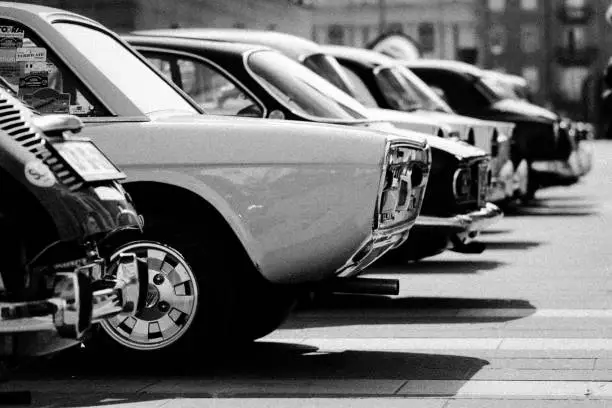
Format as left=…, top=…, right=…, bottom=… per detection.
left=293, top=309, right=612, bottom=319
left=264, top=338, right=612, bottom=352
left=10, top=379, right=612, bottom=399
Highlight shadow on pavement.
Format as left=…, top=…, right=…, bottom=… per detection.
left=372, top=259, right=506, bottom=274
left=290, top=295, right=536, bottom=326
left=480, top=228, right=513, bottom=235
left=6, top=342, right=489, bottom=406
left=480, top=240, right=542, bottom=250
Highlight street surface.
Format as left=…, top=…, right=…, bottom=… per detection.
left=3, top=140, right=612, bottom=407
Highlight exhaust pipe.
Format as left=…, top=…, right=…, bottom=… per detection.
left=328, top=277, right=399, bottom=296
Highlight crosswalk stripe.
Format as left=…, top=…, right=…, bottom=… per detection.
left=292, top=309, right=612, bottom=319
left=264, top=338, right=612, bottom=351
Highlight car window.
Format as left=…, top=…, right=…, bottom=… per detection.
left=338, top=65, right=379, bottom=108
left=54, top=22, right=198, bottom=115
left=411, top=69, right=490, bottom=114
left=143, top=52, right=262, bottom=117
left=248, top=50, right=369, bottom=120
left=0, top=20, right=107, bottom=116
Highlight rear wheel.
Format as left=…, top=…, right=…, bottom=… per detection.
left=89, top=209, right=297, bottom=357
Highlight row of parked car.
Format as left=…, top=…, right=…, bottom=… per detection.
left=0, top=3, right=592, bottom=364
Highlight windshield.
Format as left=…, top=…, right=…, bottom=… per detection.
left=54, top=23, right=198, bottom=115
left=375, top=66, right=453, bottom=113
left=474, top=77, right=503, bottom=103
left=248, top=50, right=369, bottom=120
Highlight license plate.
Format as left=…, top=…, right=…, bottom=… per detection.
left=52, top=140, right=125, bottom=182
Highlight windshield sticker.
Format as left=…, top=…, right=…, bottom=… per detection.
left=23, top=61, right=53, bottom=74
left=0, top=62, right=20, bottom=88
left=16, top=47, right=46, bottom=62
left=24, top=87, right=70, bottom=114
left=0, top=36, right=22, bottom=48
left=0, top=26, right=24, bottom=38
left=24, top=159, right=56, bottom=188
left=0, top=49, right=16, bottom=62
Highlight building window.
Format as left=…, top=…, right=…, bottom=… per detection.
left=328, top=25, right=345, bottom=45
left=563, top=25, right=587, bottom=51
left=418, top=22, right=435, bottom=53
left=522, top=66, right=540, bottom=92
left=558, top=66, right=589, bottom=101
left=488, top=0, right=506, bottom=12
left=520, top=24, right=540, bottom=53
left=489, top=25, right=506, bottom=55
left=362, top=26, right=372, bottom=46
left=520, top=0, right=538, bottom=10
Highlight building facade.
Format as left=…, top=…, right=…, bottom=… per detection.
left=311, top=0, right=481, bottom=62
left=479, top=0, right=612, bottom=122
left=15, top=0, right=314, bottom=37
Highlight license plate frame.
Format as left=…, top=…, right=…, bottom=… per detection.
left=50, top=139, right=125, bottom=182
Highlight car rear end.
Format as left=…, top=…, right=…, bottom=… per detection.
left=337, top=135, right=431, bottom=276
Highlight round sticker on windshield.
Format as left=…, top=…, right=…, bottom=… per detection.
left=268, top=110, right=285, bottom=120
left=24, top=160, right=56, bottom=188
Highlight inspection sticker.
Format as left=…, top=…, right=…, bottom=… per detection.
left=24, top=160, right=56, bottom=188
left=16, top=47, right=46, bottom=62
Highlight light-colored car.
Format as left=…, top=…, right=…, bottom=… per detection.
left=0, top=3, right=432, bottom=355
left=126, top=34, right=501, bottom=261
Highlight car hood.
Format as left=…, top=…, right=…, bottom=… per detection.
left=366, top=108, right=448, bottom=136
left=491, top=99, right=558, bottom=123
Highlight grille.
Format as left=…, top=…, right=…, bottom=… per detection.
left=377, top=143, right=430, bottom=230
left=0, top=96, right=82, bottom=191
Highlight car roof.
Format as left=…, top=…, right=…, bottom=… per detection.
left=124, top=34, right=267, bottom=56
left=483, top=69, right=528, bottom=86
left=403, top=59, right=484, bottom=78
left=0, top=2, right=101, bottom=25
left=132, top=28, right=322, bottom=61
left=319, top=45, right=398, bottom=68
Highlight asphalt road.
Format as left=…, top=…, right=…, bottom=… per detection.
left=3, top=140, right=612, bottom=408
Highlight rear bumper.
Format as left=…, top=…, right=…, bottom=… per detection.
left=416, top=202, right=503, bottom=241
left=532, top=143, right=592, bottom=183
left=489, top=160, right=515, bottom=202
left=0, top=254, right=143, bottom=357
left=336, top=221, right=414, bottom=278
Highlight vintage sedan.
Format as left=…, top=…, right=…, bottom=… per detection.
left=405, top=60, right=592, bottom=198
left=0, top=3, right=433, bottom=355
left=126, top=34, right=501, bottom=260
left=318, top=45, right=525, bottom=203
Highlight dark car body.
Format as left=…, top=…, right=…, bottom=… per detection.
left=404, top=60, right=590, bottom=191
left=127, top=33, right=502, bottom=260
left=0, top=92, right=143, bottom=357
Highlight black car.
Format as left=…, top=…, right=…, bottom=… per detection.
left=404, top=59, right=591, bottom=197
left=127, top=33, right=502, bottom=261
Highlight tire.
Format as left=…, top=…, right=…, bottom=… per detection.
left=87, top=209, right=297, bottom=358
left=521, top=161, right=538, bottom=204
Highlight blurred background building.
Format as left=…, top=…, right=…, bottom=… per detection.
left=14, top=0, right=612, bottom=132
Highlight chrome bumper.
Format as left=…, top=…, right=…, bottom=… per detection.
left=416, top=202, right=503, bottom=241
left=0, top=253, right=144, bottom=348
left=336, top=220, right=414, bottom=278
left=531, top=145, right=593, bottom=179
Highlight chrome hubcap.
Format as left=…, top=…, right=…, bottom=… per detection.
left=100, top=242, right=198, bottom=351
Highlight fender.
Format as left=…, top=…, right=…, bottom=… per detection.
left=122, top=168, right=264, bottom=272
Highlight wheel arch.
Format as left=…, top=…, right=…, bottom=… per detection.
left=121, top=174, right=262, bottom=275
